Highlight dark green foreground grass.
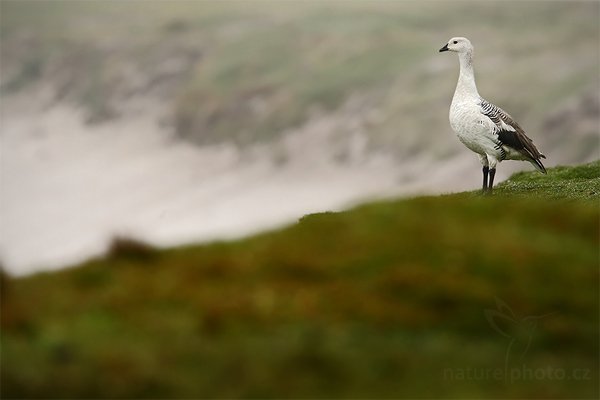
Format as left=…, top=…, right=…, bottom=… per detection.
left=2, top=161, right=599, bottom=399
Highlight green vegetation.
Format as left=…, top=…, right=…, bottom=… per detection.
left=494, top=160, right=600, bottom=201
left=2, top=161, right=598, bottom=398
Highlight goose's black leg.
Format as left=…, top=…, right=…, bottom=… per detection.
left=482, top=166, right=489, bottom=194
left=488, top=168, right=496, bottom=194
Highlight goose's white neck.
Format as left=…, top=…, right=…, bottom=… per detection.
left=454, top=50, right=479, bottom=99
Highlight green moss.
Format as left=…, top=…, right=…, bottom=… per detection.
left=494, top=160, right=600, bottom=201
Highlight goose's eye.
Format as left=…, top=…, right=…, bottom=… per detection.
left=453, top=40, right=458, bottom=44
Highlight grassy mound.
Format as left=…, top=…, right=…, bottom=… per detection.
left=2, top=161, right=599, bottom=398
left=494, top=160, right=600, bottom=201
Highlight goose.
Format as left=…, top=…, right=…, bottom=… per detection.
left=439, top=37, right=546, bottom=194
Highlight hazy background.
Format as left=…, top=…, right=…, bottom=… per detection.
left=1, top=0, right=599, bottom=275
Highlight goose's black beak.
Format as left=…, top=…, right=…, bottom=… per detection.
left=439, top=44, right=449, bottom=52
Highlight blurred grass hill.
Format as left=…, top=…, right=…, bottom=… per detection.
left=2, top=161, right=599, bottom=398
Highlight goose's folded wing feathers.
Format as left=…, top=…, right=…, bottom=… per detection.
left=479, top=99, right=545, bottom=160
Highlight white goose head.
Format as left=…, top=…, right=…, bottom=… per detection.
left=439, top=37, right=473, bottom=54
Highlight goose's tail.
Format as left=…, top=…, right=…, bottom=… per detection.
left=529, top=156, right=547, bottom=174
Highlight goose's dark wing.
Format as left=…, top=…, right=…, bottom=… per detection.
left=480, top=98, right=546, bottom=162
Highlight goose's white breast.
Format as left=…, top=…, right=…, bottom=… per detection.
left=449, top=100, right=498, bottom=155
